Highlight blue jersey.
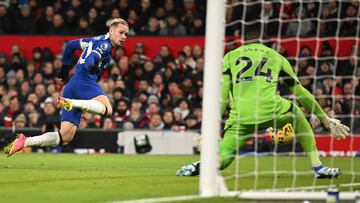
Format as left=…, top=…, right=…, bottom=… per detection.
left=60, top=33, right=113, bottom=126
left=62, top=33, right=113, bottom=82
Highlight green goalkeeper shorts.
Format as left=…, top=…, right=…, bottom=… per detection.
left=219, top=103, right=317, bottom=170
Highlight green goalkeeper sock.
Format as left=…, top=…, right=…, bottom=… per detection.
left=292, top=106, right=322, bottom=166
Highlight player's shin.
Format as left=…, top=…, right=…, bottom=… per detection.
left=24, top=131, right=61, bottom=147
left=295, top=129, right=321, bottom=167
left=219, top=146, right=236, bottom=170
left=70, top=99, right=107, bottom=115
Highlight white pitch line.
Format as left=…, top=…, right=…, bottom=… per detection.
left=107, top=195, right=202, bottom=203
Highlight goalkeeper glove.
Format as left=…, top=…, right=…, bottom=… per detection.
left=323, top=117, right=350, bottom=140
left=56, top=64, right=70, bottom=83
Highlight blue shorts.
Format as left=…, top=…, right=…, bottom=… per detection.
left=61, top=79, right=105, bottom=126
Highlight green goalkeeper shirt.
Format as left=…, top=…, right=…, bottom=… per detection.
left=221, top=43, right=299, bottom=124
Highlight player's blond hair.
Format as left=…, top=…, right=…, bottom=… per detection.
left=109, top=18, right=129, bottom=28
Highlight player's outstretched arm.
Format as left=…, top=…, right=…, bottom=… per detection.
left=290, top=84, right=350, bottom=139
left=57, top=39, right=90, bottom=82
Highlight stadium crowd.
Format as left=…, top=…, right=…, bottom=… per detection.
left=0, top=0, right=359, bottom=133
left=0, top=0, right=358, bottom=37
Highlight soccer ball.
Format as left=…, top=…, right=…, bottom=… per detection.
left=268, top=123, right=295, bottom=144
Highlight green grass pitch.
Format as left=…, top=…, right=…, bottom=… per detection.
left=0, top=154, right=359, bottom=203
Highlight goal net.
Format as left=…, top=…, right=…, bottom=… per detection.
left=201, top=0, right=360, bottom=201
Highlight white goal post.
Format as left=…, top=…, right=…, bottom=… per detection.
left=199, top=0, right=227, bottom=197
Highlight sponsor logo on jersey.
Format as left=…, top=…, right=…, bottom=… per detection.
left=100, top=43, right=108, bottom=51
left=96, top=43, right=109, bottom=55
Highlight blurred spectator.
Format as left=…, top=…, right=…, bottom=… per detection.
left=159, top=13, right=186, bottom=36
left=1, top=96, right=22, bottom=127
left=134, top=42, right=149, bottom=63
left=126, top=109, right=147, bottom=129
left=336, top=54, right=357, bottom=83
left=141, top=16, right=160, bottom=36
left=135, top=89, right=149, bottom=109
left=114, top=98, right=130, bottom=128
left=43, top=61, right=55, bottom=83
left=79, top=116, right=88, bottom=129
left=192, top=45, right=203, bottom=60
left=164, top=0, right=178, bottom=17
left=306, top=1, right=319, bottom=18
left=16, top=4, right=36, bottom=34
left=145, top=112, right=164, bottom=130
left=137, top=0, right=154, bottom=27
left=68, top=0, right=88, bottom=29
left=10, top=53, right=27, bottom=71
left=106, top=9, right=122, bottom=29
left=117, top=0, right=130, bottom=20
left=31, top=47, right=43, bottom=70
left=340, top=5, right=358, bottom=36
left=154, top=45, right=173, bottom=69
left=14, top=113, right=27, bottom=128
left=0, top=53, right=9, bottom=70
left=188, top=15, right=205, bottom=36
left=319, top=41, right=335, bottom=70
left=148, top=72, right=165, bottom=98
left=6, top=70, right=17, bottom=89
left=181, top=9, right=193, bottom=33
left=181, top=76, right=197, bottom=99
left=182, top=45, right=196, bottom=68
left=16, top=68, right=26, bottom=83
left=0, top=67, right=5, bottom=85
left=130, top=98, right=143, bottom=113
left=19, top=80, right=31, bottom=103
left=23, top=101, right=36, bottom=115
left=28, top=110, right=41, bottom=127
left=38, top=97, right=60, bottom=126
left=37, top=5, right=55, bottom=33
left=102, top=116, right=115, bottom=129
left=166, top=82, right=183, bottom=104
left=127, top=9, right=141, bottom=35
left=184, top=113, right=200, bottom=130
left=275, top=0, right=297, bottom=35
left=88, top=7, right=105, bottom=35
left=145, top=98, right=161, bottom=119
left=35, top=84, right=47, bottom=104
left=173, top=98, right=190, bottom=121
left=155, top=7, right=166, bottom=29
left=316, top=61, right=333, bottom=86
left=73, top=16, right=93, bottom=35
left=310, top=115, right=325, bottom=133
left=225, top=5, right=237, bottom=36
left=285, top=7, right=315, bottom=37
left=123, top=121, right=135, bottom=130
left=81, top=112, right=97, bottom=128
left=46, top=14, right=70, bottom=35
left=320, top=3, right=338, bottom=36
left=192, top=57, right=204, bottom=86
left=32, top=72, right=44, bottom=86
left=0, top=4, right=12, bottom=34
left=162, top=108, right=176, bottom=130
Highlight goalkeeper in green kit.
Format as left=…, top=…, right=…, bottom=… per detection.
left=177, top=23, right=350, bottom=179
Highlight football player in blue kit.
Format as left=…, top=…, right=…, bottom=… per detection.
left=5, top=18, right=129, bottom=156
